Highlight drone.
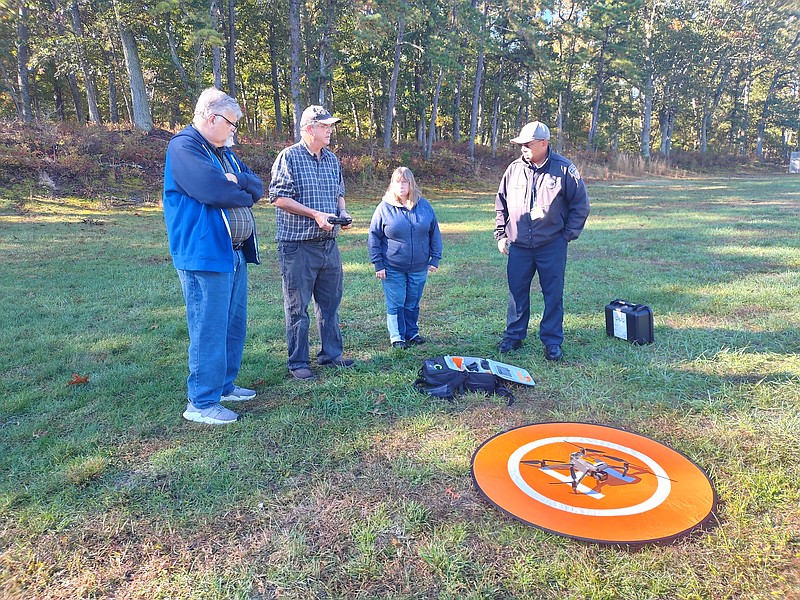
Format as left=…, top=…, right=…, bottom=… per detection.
left=521, top=442, right=631, bottom=493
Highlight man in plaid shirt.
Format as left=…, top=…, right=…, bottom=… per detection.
left=269, top=106, right=355, bottom=380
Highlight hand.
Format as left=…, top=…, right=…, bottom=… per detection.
left=376, top=269, right=386, bottom=280
left=339, top=211, right=353, bottom=229
left=224, top=173, right=238, bottom=184
left=497, top=238, right=509, bottom=255
left=428, top=265, right=438, bottom=273
left=314, top=211, right=335, bottom=232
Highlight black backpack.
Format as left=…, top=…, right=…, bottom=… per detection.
left=414, top=356, right=515, bottom=405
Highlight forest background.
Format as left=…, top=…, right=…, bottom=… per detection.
left=0, top=0, right=798, bottom=176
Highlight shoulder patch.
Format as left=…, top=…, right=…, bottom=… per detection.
left=568, top=164, right=581, bottom=181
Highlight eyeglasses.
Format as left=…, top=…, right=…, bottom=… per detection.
left=523, top=140, right=546, bottom=149
left=214, top=114, right=238, bottom=131
left=314, top=122, right=334, bottom=131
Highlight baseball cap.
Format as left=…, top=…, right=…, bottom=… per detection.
left=511, top=121, right=551, bottom=144
left=300, top=105, right=341, bottom=127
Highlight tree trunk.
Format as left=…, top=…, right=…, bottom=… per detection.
left=556, top=92, right=563, bottom=154
left=700, top=61, right=729, bottom=154
left=659, top=106, right=668, bottom=155
left=587, top=28, right=609, bottom=150
left=69, top=0, right=102, bottom=124
left=468, top=0, right=487, bottom=162
left=289, top=0, right=303, bottom=141
left=414, top=65, right=425, bottom=147
left=641, top=72, right=653, bottom=160
left=115, top=6, right=153, bottom=132
left=0, top=60, right=22, bottom=118
left=350, top=100, right=361, bottom=137
left=164, top=13, right=192, bottom=99
left=107, top=48, right=119, bottom=124
left=61, top=66, right=84, bottom=122
left=561, top=35, right=578, bottom=145
left=52, top=65, right=66, bottom=121
left=490, top=92, right=501, bottom=158
left=384, top=10, right=405, bottom=154
left=425, top=66, right=444, bottom=159
left=659, top=104, right=675, bottom=157
left=16, top=4, right=33, bottom=122
left=738, top=75, right=751, bottom=158
left=226, top=0, right=236, bottom=97
left=454, top=62, right=464, bottom=143
left=756, top=69, right=784, bottom=158
left=210, top=0, right=222, bottom=88
left=367, top=80, right=377, bottom=138
left=318, top=0, right=335, bottom=106
left=268, top=23, right=283, bottom=139
left=51, top=2, right=85, bottom=122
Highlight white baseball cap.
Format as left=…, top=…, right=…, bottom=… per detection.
left=300, top=105, right=341, bottom=127
left=511, top=121, right=551, bottom=144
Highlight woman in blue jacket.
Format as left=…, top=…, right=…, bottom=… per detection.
left=368, top=167, right=443, bottom=349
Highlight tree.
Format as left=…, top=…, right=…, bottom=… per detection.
left=289, top=0, right=302, bottom=140
left=112, top=0, right=152, bottom=131
left=0, top=0, right=797, bottom=163
left=16, top=3, right=33, bottom=122
left=68, top=0, right=102, bottom=123
left=226, top=0, right=236, bottom=97
left=584, top=0, right=638, bottom=151
left=468, top=0, right=487, bottom=162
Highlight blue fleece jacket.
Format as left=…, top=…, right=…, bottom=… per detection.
left=163, top=125, right=263, bottom=272
left=368, top=197, right=443, bottom=273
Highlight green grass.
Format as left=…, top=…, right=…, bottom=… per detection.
left=1, top=176, right=799, bottom=599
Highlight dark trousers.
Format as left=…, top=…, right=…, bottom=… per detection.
left=278, top=238, right=344, bottom=370
left=504, top=236, right=568, bottom=346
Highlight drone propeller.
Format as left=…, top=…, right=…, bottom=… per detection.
left=564, top=441, right=606, bottom=454
left=521, top=458, right=565, bottom=466
left=625, top=464, right=676, bottom=481
left=599, top=454, right=628, bottom=463
left=563, top=442, right=630, bottom=463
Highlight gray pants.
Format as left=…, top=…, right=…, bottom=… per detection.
left=277, top=238, right=344, bottom=370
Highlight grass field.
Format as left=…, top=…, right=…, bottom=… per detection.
left=1, top=176, right=798, bottom=599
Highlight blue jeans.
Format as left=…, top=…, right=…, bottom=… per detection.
left=278, top=238, right=344, bottom=370
left=177, top=250, right=248, bottom=408
left=382, top=267, right=429, bottom=342
left=505, top=236, right=567, bottom=346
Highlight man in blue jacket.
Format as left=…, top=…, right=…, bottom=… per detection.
left=494, top=121, right=590, bottom=362
left=163, top=87, right=263, bottom=424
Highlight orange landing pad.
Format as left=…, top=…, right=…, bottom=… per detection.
left=471, top=423, right=716, bottom=544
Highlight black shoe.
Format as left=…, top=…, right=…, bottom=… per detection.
left=406, top=335, right=425, bottom=346
left=289, top=367, right=315, bottom=380
left=392, top=341, right=407, bottom=349
left=498, top=339, right=523, bottom=353
left=318, top=356, right=355, bottom=367
left=545, top=344, right=563, bottom=361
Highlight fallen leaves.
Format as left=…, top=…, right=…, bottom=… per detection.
left=445, top=487, right=460, bottom=499
left=67, top=373, right=89, bottom=385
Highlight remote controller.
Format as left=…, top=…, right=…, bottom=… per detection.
left=327, top=216, right=352, bottom=226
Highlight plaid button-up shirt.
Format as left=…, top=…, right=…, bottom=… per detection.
left=268, top=141, right=345, bottom=241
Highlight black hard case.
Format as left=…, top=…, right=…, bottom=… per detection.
left=605, top=299, right=654, bottom=345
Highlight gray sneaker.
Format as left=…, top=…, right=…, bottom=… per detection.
left=183, top=402, right=238, bottom=425
left=220, top=385, right=257, bottom=402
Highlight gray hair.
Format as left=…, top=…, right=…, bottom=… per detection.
left=192, top=87, right=242, bottom=128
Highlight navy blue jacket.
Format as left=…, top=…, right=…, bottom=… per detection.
left=368, top=197, right=443, bottom=273
left=163, top=125, right=263, bottom=272
left=494, top=148, right=589, bottom=248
